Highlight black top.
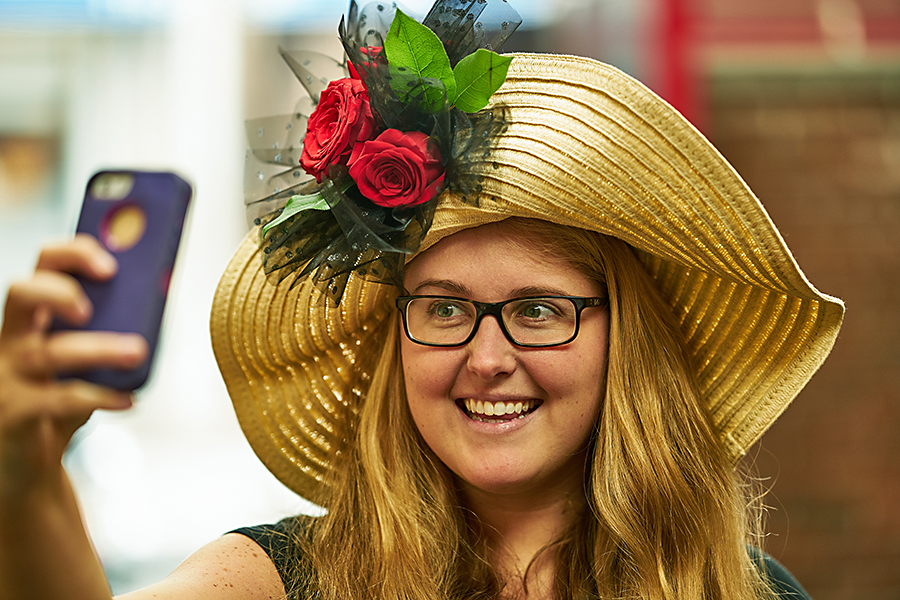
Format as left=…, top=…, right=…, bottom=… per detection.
left=232, top=521, right=812, bottom=599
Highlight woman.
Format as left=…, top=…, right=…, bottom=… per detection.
left=0, top=2, right=842, bottom=599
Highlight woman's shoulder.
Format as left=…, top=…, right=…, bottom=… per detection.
left=115, top=532, right=284, bottom=600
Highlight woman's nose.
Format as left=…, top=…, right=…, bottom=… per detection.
left=465, top=315, right=516, bottom=379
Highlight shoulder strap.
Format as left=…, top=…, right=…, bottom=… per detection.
left=750, top=547, right=813, bottom=599
left=231, top=519, right=304, bottom=594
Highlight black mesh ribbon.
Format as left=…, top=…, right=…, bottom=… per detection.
left=423, top=0, right=522, bottom=65
left=259, top=180, right=437, bottom=305
left=246, top=0, right=520, bottom=305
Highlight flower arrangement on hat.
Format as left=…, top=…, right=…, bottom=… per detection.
left=250, top=0, right=521, bottom=304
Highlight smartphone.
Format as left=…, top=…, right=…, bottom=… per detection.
left=58, top=170, right=193, bottom=390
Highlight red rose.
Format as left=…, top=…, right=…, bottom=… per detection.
left=347, top=46, right=383, bottom=83
left=301, top=78, right=377, bottom=183
left=347, top=129, right=445, bottom=208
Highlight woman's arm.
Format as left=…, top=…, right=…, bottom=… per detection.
left=0, top=467, right=116, bottom=600
left=0, top=235, right=144, bottom=600
left=0, top=236, right=283, bottom=600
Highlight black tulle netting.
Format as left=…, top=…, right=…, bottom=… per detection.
left=244, top=0, right=521, bottom=305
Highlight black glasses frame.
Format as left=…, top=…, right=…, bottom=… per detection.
left=395, top=295, right=608, bottom=348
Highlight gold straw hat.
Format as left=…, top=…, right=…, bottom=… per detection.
left=211, top=53, right=844, bottom=504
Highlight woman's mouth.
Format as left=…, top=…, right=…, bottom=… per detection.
left=459, top=398, right=542, bottom=422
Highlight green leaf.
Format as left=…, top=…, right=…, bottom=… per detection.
left=261, top=192, right=330, bottom=235
left=384, top=9, right=456, bottom=108
left=452, top=49, right=513, bottom=113
left=388, top=69, right=451, bottom=113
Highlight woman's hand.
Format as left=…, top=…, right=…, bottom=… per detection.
left=1, top=236, right=284, bottom=600
left=0, top=234, right=148, bottom=493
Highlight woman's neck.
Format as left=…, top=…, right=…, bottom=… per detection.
left=459, top=470, right=587, bottom=599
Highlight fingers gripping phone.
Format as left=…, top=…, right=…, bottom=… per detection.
left=60, top=170, right=192, bottom=390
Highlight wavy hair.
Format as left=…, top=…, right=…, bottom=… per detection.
left=282, top=218, right=774, bottom=600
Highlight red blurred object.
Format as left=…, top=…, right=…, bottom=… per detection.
left=658, top=0, right=704, bottom=130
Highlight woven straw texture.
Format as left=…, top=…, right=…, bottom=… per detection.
left=211, top=54, right=844, bottom=503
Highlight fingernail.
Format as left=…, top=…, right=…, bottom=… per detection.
left=120, top=336, right=147, bottom=357
left=76, top=297, right=93, bottom=320
left=95, top=252, right=118, bottom=277
left=111, top=393, right=134, bottom=408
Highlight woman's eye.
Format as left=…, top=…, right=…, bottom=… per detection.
left=522, top=305, right=542, bottom=318
left=435, top=303, right=458, bottom=318
left=429, top=301, right=466, bottom=319
left=520, top=303, right=554, bottom=319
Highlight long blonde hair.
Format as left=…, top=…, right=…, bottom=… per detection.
left=283, top=218, right=773, bottom=600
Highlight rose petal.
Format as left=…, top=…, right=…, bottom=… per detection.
left=347, top=128, right=445, bottom=208
left=300, top=78, right=377, bottom=182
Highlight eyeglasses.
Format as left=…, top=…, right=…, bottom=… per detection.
left=395, top=295, right=608, bottom=348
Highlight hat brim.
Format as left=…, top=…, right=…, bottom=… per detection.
left=211, top=53, right=844, bottom=501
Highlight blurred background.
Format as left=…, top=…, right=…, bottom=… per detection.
left=0, top=0, right=897, bottom=597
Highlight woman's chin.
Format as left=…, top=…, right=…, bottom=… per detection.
left=451, top=457, right=585, bottom=501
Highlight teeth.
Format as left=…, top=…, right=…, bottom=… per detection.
left=464, top=399, right=535, bottom=419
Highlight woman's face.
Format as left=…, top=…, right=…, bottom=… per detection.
left=400, top=222, right=609, bottom=500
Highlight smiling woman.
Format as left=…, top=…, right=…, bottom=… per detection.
left=401, top=220, right=610, bottom=504
left=268, top=215, right=750, bottom=600
left=212, top=43, right=844, bottom=596
left=0, top=1, right=843, bottom=599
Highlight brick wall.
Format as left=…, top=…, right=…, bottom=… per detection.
left=712, top=67, right=900, bottom=600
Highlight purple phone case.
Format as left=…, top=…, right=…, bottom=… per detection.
left=64, top=170, right=192, bottom=390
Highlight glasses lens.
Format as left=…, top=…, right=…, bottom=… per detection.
left=404, top=297, right=581, bottom=347
left=405, top=297, right=477, bottom=345
left=503, top=297, right=578, bottom=345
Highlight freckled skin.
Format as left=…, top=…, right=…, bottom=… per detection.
left=114, top=534, right=284, bottom=599
left=401, top=222, right=609, bottom=503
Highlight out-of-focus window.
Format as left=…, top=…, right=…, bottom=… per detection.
left=0, top=0, right=169, bottom=26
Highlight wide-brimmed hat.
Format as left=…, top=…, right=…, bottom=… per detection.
left=211, top=53, right=844, bottom=505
